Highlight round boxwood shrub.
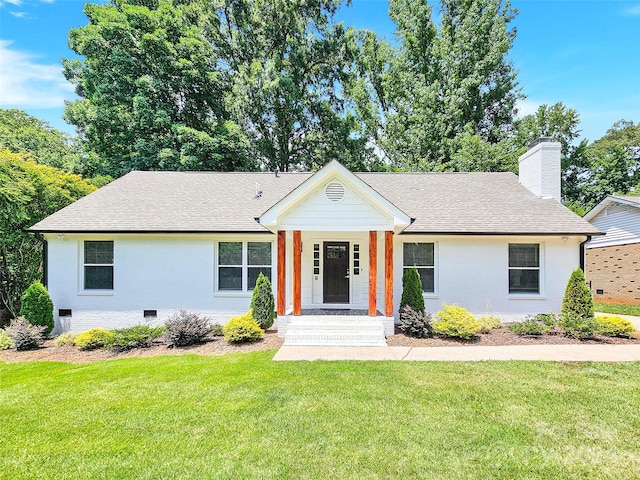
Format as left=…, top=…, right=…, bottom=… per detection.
left=54, top=332, right=77, bottom=347
left=561, top=268, right=594, bottom=321
left=19, top=281, right=54, bottom=336
left=74, top=328, right=115, bottom=350
left=477, top=315, right=502, bottom=334
left=432, top=304, right=480, bottom=340
left=223, top=312, right=264, bottom=343
left=400, top=267, right=425, bottom=314
left=594, top=316, right=636, bottom=338
left=250, top=272, right=275, bottom=330
left=0, top=329, right=14, bottom=350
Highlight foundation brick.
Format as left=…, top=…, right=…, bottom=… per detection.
left=586, top=243, right=640, bottom=305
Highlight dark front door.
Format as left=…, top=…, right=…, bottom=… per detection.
left=323, top=242, right=350, bottom=303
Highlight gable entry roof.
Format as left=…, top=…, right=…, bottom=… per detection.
left=29, top=163, right=601, bottom=236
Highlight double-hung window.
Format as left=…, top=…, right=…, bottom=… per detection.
left=84, top=241, right=114, bottom=290
left=403, top=243, right=435, bottom=293
left=508, top=244, right=540, bottom=294
left=218, top=241, right=272, bottom=292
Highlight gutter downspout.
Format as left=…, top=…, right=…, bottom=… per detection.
left=579, top=235, right=591, bottom=272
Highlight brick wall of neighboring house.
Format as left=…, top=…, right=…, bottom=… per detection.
left=586, top=242, right=640, bottom=305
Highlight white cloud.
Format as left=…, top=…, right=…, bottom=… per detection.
left=515, top=99, right=541, bottom=118
left=623, top=4, right=640, bottom=16
left=40, top=0, right=55, bottom=3
left=0, top=40, right=75, bottom=108
left=0, top=0, right=23, bottom=6
left=9, top=10, right=27, bottom=17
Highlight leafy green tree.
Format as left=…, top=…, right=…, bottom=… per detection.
left=399, top=267, right=425, bottom=314
left=0, top=109, right=82, bottom=171
left=19, top=281, right=54, bottom=336
left=250, top=272, right=275, bottom=330
left=0, top=151, right=97, bottom=318
left=561, top=268, right=594, bottom=320
left=64, top=0, right=257, bottom=177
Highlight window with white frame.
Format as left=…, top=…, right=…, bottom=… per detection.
left=403, top=242, right=435, bottom=293
left=84, top=241, right=114, bottom=290
left=508, top=244, right=540, bottom=294
left=218, top=241, right=272, bottom=291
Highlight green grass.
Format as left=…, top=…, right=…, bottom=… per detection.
left=595, top=302, right=640, bottom=317
left=2, top=352, right=640, bottom=479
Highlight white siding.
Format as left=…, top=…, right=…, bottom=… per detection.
left=278, top=181, right=393, bottom=231
left=587, top=205, right=640, bottom=248
left=46, top=233, right=276, bottom=333
left=393, top=235, right=584, bottom=322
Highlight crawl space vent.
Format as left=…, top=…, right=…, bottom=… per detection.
left=325, top=182, right=345, bottom=202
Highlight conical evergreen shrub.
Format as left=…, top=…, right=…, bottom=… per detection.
left=399, top=267, right=425, bottom=314
left=19, top=281, right=54, bottom=336
left=250, top=272, right=275, bottom=330
left=561, top=267, right=594, bottom=320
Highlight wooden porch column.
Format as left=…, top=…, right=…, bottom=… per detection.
left=369, top=230, right=377, bottom=316
left=277, top=230, right=286, bottom=316
left=385, top=231, right=393, bottom=317
left=293, top=230, right=302, bottom=316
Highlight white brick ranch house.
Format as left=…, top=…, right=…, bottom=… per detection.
left=30, top=139, right=601, bottom=345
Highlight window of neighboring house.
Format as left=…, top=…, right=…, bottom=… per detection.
left=508, top=244, right=540, bottom=294
left=84, top=241, right=114, bottom=290
left=403, top=243, right=435, bottom=293
left=218, top=241, right=272, bottom=291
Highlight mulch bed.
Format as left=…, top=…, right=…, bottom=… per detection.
left=1, top=327, right=639, bottom=364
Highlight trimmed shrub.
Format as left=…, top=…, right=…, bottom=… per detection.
left=19, top=281, right=54, bottom=336
left=594, top=316, right=636, bottom=338
left=223, top=312, right=264, bottom=343
left=399, top=306, right=433, bottom=338
left=432, top=304, right=480, bottom=340
left=54, top=332, right=77, bottom=347
left=399, top=267, right=425, bottom=314
left=477, top=315, right=502, bottom=334
left=211, top=323, right=224, bottom=337
left=509, top=316, right=550, bottom=336
left=560, top=315, right=599, bottom=340
left=5, top=317, right=46, bottom=351
left=0, top=330, right=14, bottom=350
left=74, top=328, right=115, bottom=350
left=250, top=273, right=275, bottom=330
left=108, top=325, right=165, bottom=352
left=534, top=312, right=560, bottom=328
left=164, top=310, right=213, bottom=347
left=561, top=268, right=594, bottom=321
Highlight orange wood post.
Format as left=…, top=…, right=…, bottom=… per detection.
left=277, top=230, right=286, bottom=315
left=369, top=230, right=377, bottom=316
left=385, top=231, right=393, bottom=317
left=293, top=230, right=302, bottom=316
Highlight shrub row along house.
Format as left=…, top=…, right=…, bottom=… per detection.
left=29, top=138, right=601, bottom=346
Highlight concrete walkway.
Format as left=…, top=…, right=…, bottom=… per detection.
left=274, top=344, right=640, bottom=362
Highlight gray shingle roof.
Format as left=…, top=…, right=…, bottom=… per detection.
left=29, top=170, right=600, bottom=235
left=611, top=195, right=640, bottom=205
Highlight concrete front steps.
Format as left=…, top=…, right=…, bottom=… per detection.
left=283, top=315, right=387, bottom=347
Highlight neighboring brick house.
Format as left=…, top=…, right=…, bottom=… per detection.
left=584, top=195, right=640, bottom=306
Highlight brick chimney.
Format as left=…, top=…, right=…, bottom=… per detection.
left=518, top=137, right=562, bottom=202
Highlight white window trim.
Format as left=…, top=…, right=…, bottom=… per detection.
left=508, top=242, right=544, bottom=297
left=402, top=241, right=438, bottom=295
left=79, top=240, right=115, bottom=295
left=214, top=240, right=274, bottom=294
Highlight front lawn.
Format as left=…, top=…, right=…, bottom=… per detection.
left=1, top=352, right=639, bottom=479
left=595, top=302, right=640, bottom=317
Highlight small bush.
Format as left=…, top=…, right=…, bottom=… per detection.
left=477, top=315, right=502, bottom=334
left=561, top=268, right=594, bottom=321
left=164, top=310, right=213, bottom=347
left=108, top=325, right=165, bottom=352
left=534, top=312, right=559, bottom=327
left=19, top=281, right=54, bottom=336
left=0, top=330, right=14, bottom=350
left=211, top=323, right=224, bottom=337
left=74, top=328, right=115, bottom=350
left=509, top=316, right=550, bottom=336
left=54, top=332, right=77, bottom=347
left=432, top=304, right=480, bottom=340
left=594, top=316, right=636, bottom=338
left=223, top=312, right=264, bottom=343
left=250, top=273, right=275, bottom=330
left=399, top=267, right=425, bottom=314
left=399, top=306, right=433, bottom=338
left=560, top=315, right=599, bottom=340
left=5, top=317, right=46, bottom=351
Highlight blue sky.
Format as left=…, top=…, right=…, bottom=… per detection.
left=1, top=0, right=639, bottom=143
